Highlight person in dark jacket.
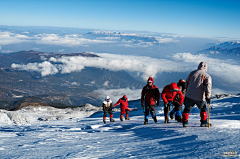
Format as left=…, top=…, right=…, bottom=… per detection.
left=141, top=77, right=160, bottom=125
left=102, top=96, right=115, bottom=124
left=113, top=95, right=132, bottom=121
left=177, top=79, right=186, bottom=96
left=161, top=83, right=184, bottom=123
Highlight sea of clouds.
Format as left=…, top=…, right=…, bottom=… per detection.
left=11, top=52, right=240, bottom=84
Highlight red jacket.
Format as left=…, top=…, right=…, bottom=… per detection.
left=141, top=77, right=160, bottom=105
left=114, top=95, right=131, bottom=114
left=161, top=83, right=184, bottom=105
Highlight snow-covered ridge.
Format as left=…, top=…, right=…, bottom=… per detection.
left=87, top=30, right=141, bottom=37
left=211, top=93, right=240, bottom=100
left=0, top=104, right=102, bottom=125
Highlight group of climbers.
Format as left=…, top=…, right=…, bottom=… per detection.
left=102, top=95, right=132, bottom=124
left=102, top=62, right=212, bottom=128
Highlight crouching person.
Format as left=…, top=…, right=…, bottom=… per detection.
left=113, top=95, right=132, bottom=121
left=183, top=62, right=212, bottom=127
left=102, top=96, right=115, bottom=124
left=161, top=83, right=184, bottom=123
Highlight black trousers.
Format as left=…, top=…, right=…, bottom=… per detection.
left=144, top=104, right=156, bottom=121
left=183, top=97, right=206, bottom=113
left=103, top=107, right=113, bottom=117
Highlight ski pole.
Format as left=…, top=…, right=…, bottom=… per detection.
left=208, top=103, right=210, bottom=128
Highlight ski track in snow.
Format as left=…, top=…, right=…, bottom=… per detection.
left=0, top=96, right=240, bottom=158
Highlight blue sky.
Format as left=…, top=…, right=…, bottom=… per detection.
left=0, top=0, right=240, bottom=38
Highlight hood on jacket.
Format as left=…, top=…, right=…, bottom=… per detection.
left=122, top=95, right=128, bottom=101
left=198, top=62, right=208, bottom=72
left=170, top=83, right=180, bottom=92
left=147, top=77, right=154, bottom=84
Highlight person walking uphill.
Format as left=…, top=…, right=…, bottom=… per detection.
left=113, top=95, right=132, bottom=121
left=161, top=83, right=184, bottom=123
left=141, top=77, right=160, bottom=125
left=102, top=96, right=115, bottom=124
left=182, top=62, right=212, bottom=127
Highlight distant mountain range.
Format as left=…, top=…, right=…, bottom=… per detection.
left=197, top=41, right=240, bottom=59
left=200, top=41, right=240, bottom=50
left=197, top=46, right=240, bottom=57
left=0, top=51, right=144, bottom=109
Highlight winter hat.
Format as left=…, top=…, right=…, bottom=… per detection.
left=179, top=79, right=185, bottom=82
left=147, top=77, right=154, bottom=84
left=106, top=96, right=110, bottom=100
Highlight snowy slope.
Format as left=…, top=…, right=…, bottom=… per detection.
left=0, top=95, right=240, bottom=158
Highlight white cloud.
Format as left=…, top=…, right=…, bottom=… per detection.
left=103, top=81, right=109, bottom=87
left=35, top=33, right=114, bottom=47
left=96, top=37, right=120, bottom=40
left=10, top=53, right=187, bottom=80
left=155, top=37, right=179, bottom=43
left=0, top=31, right=30, bottom=45
left=11, top=52, right=240, bottom=84
left=173, top=53, right=240, bottom=83
left=21, top=31, right=29, bottom=34
left=12, top=61, right=58, bottom=76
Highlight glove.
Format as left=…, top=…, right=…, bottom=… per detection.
left=206, top=98, right=211, bottom=104
left=141, top=103, right=144, bottom=108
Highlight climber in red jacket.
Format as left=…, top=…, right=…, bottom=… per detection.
left=113, top=95, right=132, bottom=121
left=161, top=82, right=184, bottom=123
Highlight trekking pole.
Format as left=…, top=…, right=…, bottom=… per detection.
left=165, top=104, right=169, bottom=124
left=208, top=103, right=210, bottom=128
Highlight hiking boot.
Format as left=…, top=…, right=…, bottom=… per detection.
left=182, top=120, right=188, bottom=127
left=103, top=120, right=106, bottom=124
left=120, top=118, right=123, bottom=121
left=170, top=112, right=174, bottom=120
left=125, top=117, right=130, bottom=120
left=110, top=118, right=115, bottom=122
left=177, top=117, right=182, bottom=123
left=144, top=121, right=148, bottom=125
left=153, top=116, right=157, bottom=123
left=200, top=123, right=212, bottom=127
left=164, top=116, right=169, bottom=124
left=175, top=115, right=182, bottom=122
left=200, top=119, right=211, bottom=127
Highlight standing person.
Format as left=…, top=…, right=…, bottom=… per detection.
left=141, top=77, right=160, bottom=125
left=182, top=62, right=212, bottom=127
left=113, top=95, right=132, bottom=121
left=177, top=79, right=186, bottom=96
left=161, top=83, right=184, bottom=123
left=102, top=96, right=115, bottom=124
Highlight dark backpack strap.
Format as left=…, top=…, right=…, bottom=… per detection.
left=186, top=73, right=192, bottom=91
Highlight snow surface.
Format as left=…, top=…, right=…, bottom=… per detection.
left=0, top=95, right=240, bottom=158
